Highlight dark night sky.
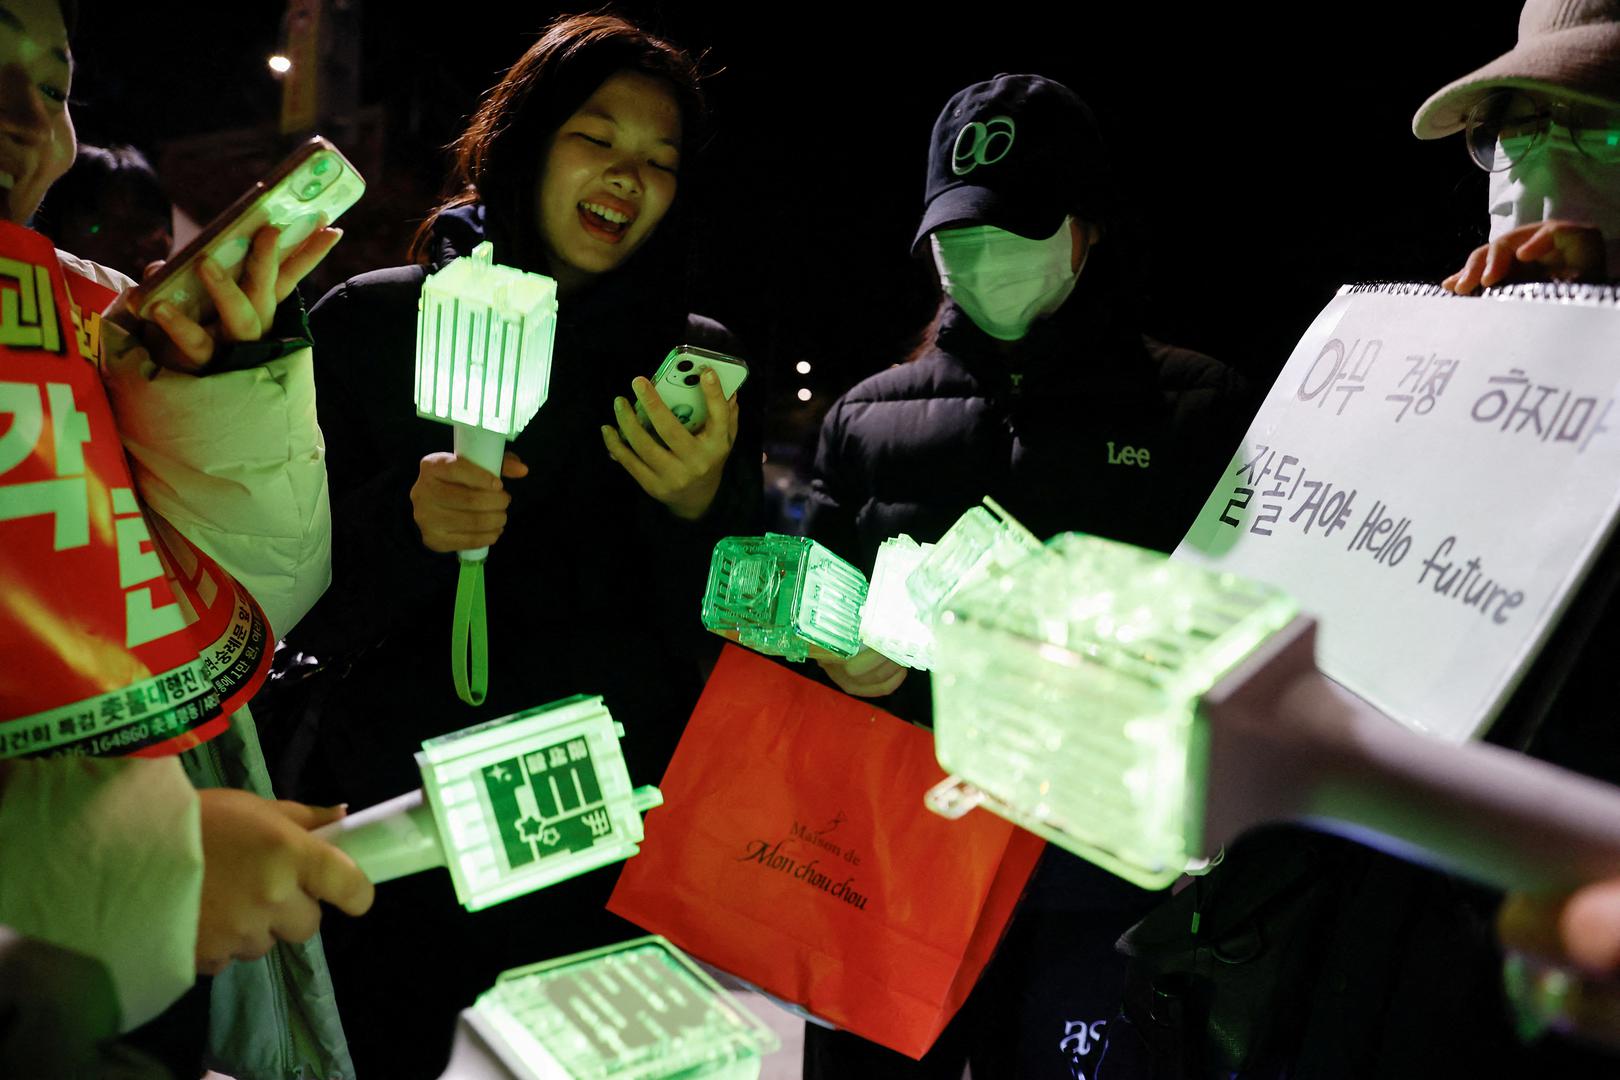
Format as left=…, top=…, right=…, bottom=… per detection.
left=65, top=3, right=1512, bottom=462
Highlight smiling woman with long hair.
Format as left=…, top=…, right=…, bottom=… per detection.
left=283, top=13, right=759, bottom=1076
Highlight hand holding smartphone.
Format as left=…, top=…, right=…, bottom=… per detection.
left=634, top=345, right=749, bottom=435
left=107, top=137, right=365, bottom=349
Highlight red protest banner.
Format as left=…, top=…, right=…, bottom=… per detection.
left=0, top=223, right=270, bottom=758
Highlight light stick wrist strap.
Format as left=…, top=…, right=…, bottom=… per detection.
left=451, top=423, right=505, bottom=706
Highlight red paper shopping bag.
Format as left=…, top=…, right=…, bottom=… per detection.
left=608, top=645, right=1045, bottom=1058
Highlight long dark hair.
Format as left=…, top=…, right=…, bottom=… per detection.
left=409, top=12, right=705, bottom=270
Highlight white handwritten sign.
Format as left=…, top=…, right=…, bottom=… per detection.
left=1176, top=283, right=1620, bottom=744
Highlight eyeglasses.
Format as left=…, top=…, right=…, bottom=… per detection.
left=1463, top=90, right=1620, bottom=173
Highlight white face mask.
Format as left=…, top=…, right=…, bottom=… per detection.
left=931, top=216, right=1081, bottom=341
left=1487, top=126, right=1620, bottom=274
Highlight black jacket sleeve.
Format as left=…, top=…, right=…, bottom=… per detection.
left=288, top=269, right=460, bottom=658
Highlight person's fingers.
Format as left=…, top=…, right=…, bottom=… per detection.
left=630, top=378, right=696, bottom=456
left=1446, top=245, right=1489, bottom=294
left=274, top=223, right=341, bottom=305
left=602, top=425, right=661, bottom=491
left=423, top=508, right=509, bottom=539
left=197, top=256, right=261, bottom=343
left=298, top=841, right=376, bottom=917
left=1514, top=221, right=1563, bottom=264
left=146, top=301, right=216, bottom=369
left=613, top=396, right=678, bottom=471
left=141, top=258, right=164, bottom=282
left=866, top=664, right=909, bottom=697
left=1480, top=237, right=1519, bottom=288
left=196, top=954, right=230, bottom=977
left=232, top=927, right=277, bottom=963
left=695, top=368, right=736, bottom=449
left=421, top=527, right=506, bottom=552
left=423, top=481, right=511, bottom=513
left=500, top=450, right=529, bottom=479
left=1563, top=879, right=1620, bottom=975
left=267, top=800, right=346, bottom=831
left=843, top=648, right=894, bottom=678
left=267, top=891, right=324, bottom=946
left=422, top=452, right=505, bottom=492
left=1500, top=891, right=1570, bottom=960
left=235, top=225, right=281, bottom=326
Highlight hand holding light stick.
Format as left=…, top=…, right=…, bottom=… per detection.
left=415, top=241, right=557, bottom=704
left=315, top=695, right=662, bottom=911
left=926, top=531, right=1620, bottom=895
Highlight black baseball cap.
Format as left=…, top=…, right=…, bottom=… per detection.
left=914, top=73, right=1113, bottom=252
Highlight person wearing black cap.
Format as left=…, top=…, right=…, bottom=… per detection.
left=801, top=73, right=1250, bottom=1079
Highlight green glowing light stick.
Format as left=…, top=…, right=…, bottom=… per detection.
left=415, top=241, right=558, bottom=705
left=858, top=535, right=938, bottom=670
left=314, top=696, right=662, bottom=911
left=906, top=496, right=1043, bottom=620
left=928, top=532, right=1620, bottom=893
left=443, top=936, right=779, bottom=1079
left=700, top=534, right=867, bottom=661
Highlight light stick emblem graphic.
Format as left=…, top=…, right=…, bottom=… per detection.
left=315, top=695, right=663, bottom=911
left=415, top=241, right=558, bottom=704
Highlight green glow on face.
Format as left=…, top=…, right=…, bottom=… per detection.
left=858, top=535, right=937, bottom=670
left=472, top=936, right=779, bottom=1078
left=931, top=533, right=1297, bottom=889
left=416, top=695, right=662, bottom=911
left=906, top=503, right=1043, bottom=618
left=415, top=241, right=559, bottom=437
left=701, top=534, right=867, bottom=661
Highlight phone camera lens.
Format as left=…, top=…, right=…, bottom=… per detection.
left=300, top=179, right=324, bottom=199
left=683, top=374, right=701, bottom=387
left=311, top=156, right=332, bottom=176
left=676, top=359, right=694, bottom=373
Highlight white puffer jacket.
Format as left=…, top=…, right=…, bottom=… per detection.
left=0, top=251, right=349, bottom=1079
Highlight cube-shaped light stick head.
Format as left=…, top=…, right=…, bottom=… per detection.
left=415, top=240, right=557, bottom=495
left=929, top=532, right=1298, bottom=889
left=701, top=534, right=867, bottom=661
left=858, top=534, right=938, bottom=670
left=464, top=936, right=780, bottom=1080
left=417, top=695, right=663, bottom=911
left=906, top=496, right=1043, bottom=618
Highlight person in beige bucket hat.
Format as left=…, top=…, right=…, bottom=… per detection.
left=1413, top=0, right=1620, bottom=292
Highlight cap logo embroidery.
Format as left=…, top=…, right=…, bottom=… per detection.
left=951, top=115, right=1016, bottom=176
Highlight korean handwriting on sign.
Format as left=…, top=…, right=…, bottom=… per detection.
left=1220, top=445, right=1356, bottom=539
left=1385, top=353, right=1459, bottom=422
left=1471, top=368, right=1613, bottom=452
left=1298, top=337, right=1382, bottom=416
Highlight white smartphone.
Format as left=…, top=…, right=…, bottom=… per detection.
left=106, top=136, right=365, bottom=329
left=637, top=345, right=749, bottom=433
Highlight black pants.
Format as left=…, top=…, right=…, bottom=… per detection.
left=803, top=908, right=1142, bottom=1080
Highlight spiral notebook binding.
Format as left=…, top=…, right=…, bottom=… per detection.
left=1340, top=280, right=1620, bottom=305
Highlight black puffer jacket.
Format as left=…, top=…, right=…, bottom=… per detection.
left=808, top=301, right=1249, bottom=569
left=804, top=289, right=1252, bottom=913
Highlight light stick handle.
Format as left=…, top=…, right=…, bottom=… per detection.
left=1281, top=666, right=1620, bottom=893
left=453, top=424, right=508, bottom=562
left=313, top=789, right=447, bottom=884
left=1202, top=617, right=1620, bottom=893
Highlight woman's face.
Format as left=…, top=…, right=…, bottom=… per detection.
left=534, top=70, right=681, bottom=290
left=0, top=0, right=73, bottom=225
